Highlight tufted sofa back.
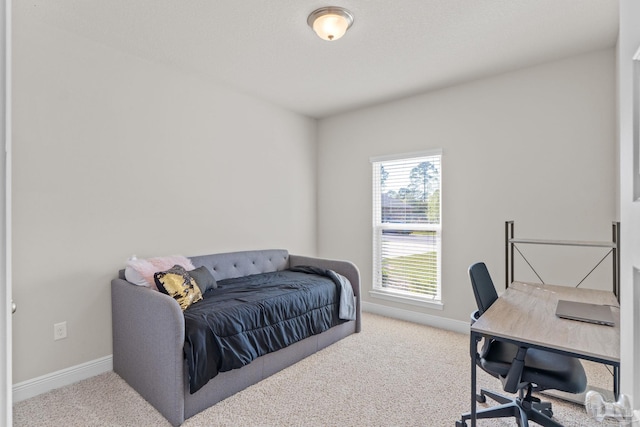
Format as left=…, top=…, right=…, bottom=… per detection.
left=189, top=249, right=290, bottom=282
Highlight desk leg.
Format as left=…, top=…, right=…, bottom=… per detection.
left=470, top=331, right=480, bottom=427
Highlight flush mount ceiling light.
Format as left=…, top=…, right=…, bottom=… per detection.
left=307, top=6, right=354, bottom=41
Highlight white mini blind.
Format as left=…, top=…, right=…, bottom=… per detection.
left=372, top=152, right=442, bottom=299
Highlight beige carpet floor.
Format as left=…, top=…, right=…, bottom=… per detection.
left=13, top=312, right=612, bottom=426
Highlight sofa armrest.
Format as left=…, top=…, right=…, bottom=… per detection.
left=111, top=278, right=186, bottom=426
left=289, top=255, right=362, bottom=333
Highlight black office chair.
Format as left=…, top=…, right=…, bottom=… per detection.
left=457, top=262, right=587, bottom=427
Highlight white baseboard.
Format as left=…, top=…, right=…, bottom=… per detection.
left=13, top=355, right=113, bottom=403
left=362, top=301, right=470, bottom=334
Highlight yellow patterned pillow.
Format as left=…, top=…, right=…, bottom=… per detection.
left=154, top=265, right=203, bottom=310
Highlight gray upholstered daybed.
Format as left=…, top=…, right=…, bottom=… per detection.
left=111, top=249, right=361, bottom=426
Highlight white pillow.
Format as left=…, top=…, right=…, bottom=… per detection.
left=124, top=265, right=149, bottom=287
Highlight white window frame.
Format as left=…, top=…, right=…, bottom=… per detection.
left=370, top=150, right=443, bottom=310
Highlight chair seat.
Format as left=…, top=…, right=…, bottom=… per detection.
left=481, top=340, right=587, bottom=393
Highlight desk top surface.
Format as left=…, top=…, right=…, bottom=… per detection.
left=471, top=281, right=620, bottom=364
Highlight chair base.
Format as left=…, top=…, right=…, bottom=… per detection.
left=456, top=388, right=561, bottom=427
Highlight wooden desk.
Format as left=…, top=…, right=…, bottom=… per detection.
left=467, top=281, right=620, bottom=426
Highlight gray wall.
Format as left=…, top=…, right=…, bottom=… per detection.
left=12, top=16, right=317, bottom=383
left=317, top=49, right=616, bottom=324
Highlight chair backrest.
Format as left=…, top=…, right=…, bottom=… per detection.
left=469, top=262, right=499, bottom=315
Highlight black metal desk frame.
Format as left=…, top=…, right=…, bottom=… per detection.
left=505, top=220, right=620, bottom=299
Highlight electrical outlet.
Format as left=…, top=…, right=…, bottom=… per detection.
left=54, top=321, right=67, bottom=341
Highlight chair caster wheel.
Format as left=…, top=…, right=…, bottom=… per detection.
left=476, top=393, right=486, bottom=403
left=455, top=421, right=467, bottom=427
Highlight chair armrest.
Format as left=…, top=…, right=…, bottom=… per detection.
left=501, top=346, right=528, bottom=393
left=111, top=278, right=186, bottom=426
left=289, top=254, right=362, bottom=332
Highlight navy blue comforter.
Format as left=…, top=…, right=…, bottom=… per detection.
left=183, top=269, right=348, bottom=393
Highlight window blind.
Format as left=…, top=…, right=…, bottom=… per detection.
left=372, top=153, right=442, bottom=299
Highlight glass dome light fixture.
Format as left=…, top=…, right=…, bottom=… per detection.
left=307, top=6, right=354, bottom=41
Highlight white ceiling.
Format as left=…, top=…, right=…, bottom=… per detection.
left=18, top=0, right=619, bottom=118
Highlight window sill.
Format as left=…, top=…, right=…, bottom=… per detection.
left=369, top=289, right=443, bottom=310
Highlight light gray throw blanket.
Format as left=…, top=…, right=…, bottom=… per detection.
left=289, top=266, right=357, bottom=321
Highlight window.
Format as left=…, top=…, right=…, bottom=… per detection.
left=371, top=151, right=442, bottom=306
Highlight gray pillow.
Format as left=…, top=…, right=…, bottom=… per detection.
left=188, top=266, right=217, bottom=293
